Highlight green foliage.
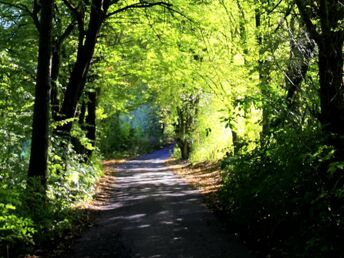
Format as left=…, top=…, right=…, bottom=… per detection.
left=48, top=136, right=104, bottom=203
left=0, top=203, right=35, bottom=245
left=98, top=105, right=164, bottom=158
left=22, top=154, right=102, bottom=256
left=0, top=134, right=104, bottom=255
left=0, top=191, right=35, bottom=247
left=190, top=97, right=232, bottom=162
left=0, top=22, right=37, bottom=254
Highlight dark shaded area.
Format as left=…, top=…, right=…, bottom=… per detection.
left=66, top=147, right=253, bottom=258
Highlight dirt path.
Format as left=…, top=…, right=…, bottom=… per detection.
left=67, top=146, right=254, bottom=258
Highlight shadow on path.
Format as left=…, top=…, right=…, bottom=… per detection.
left=67, top=146, right=254, bottom=258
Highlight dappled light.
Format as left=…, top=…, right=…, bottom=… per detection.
left=68, top=147, right=252, bottom=257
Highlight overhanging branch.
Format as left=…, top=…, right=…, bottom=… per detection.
left=106, top=1, right=173, bottom=18
left=32, top=0, right=40, bottom=30
left=57, top=21, right=76, bottom=46
left=62, top=0, right=85, bottom=36
left=294, top=0, right=320, bottom=42
left=267, top=0, right=283, bottom=15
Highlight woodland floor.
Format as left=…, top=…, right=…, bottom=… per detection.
left=63, top=146, right=254, bottom=258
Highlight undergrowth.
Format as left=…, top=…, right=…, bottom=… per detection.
left=220, top=126, right=344, bottom=257
left=0, top=138, right=103, bottom=258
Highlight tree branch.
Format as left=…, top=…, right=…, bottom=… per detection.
left=32, top=0, right=41, bottom=30
left=294, top=0, right=320, bottom=42
left=62, top=0, right=85, bottom=36
left=267, top=0, right=283, bottom=15
left=106, top=1, right=173, bottom=18
left=273, top=4, right=293, bottom=33
left=57, top=21, right=76, bottom=46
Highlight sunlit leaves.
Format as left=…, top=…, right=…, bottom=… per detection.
left=0, top=203, right=36, bottom=244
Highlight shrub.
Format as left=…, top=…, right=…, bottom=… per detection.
left=220, top=126, right=343, bottom=257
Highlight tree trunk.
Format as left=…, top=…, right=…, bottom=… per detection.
left=57, top=0, right=108, bottom=136
left=71, top=99, right=86, bottom=155
left=318, top=38, right=344, bottom=159
left=232, top=129, right=241, bottom=155
left=174, top=95, right=199, bottom=160
left=255, top=3, right=271, bottom=142
left=28, top=0, right=54, bottom=189
left=70, top=91, right=97, bottom=157
left=180, top=141, right=191, bottom=160
left=51, top=22, right=75, bottom=121
left=294, top=0, right=344, bottom=160
left=85, top=91, right=97, bottom=157
left=51, top=46, right=61, bottom=121
left=236, top=0, right=248, bottom=54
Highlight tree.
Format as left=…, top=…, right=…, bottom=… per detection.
left=174, top=93, right=200, bottom=160
left=27, top=0, right=54, bottom=190
left=56, top=0, right=173, bottom=138
left=255, top=0, right=272, bottom=140
left=294, top=0, right=344, bottom=160
left=56, top=0, right=110, bottom=136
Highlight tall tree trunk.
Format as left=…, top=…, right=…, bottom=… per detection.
left=57, top=0, right=109, bottom=136
left=174, top=94, right=199, bottom=160
left=232, top=129, right=241, bottom=155
left=295, top=0, right=344, bottom=160
left=70, top=91, right=97, bottom=157
left=236, top=0, right=248, bottom=54
left=318, top=38, right=344, bottom=159
left=180, top=141, right=191, bottom=160
left=28, top=0, right=54, bottom=189
left=255, top=2, right=271, bottom=141
left=51, top=22, right=75, bottom=121
left=71, top=99, right=87, bottom=155
left=85, top=91, right=97, bottom=157
left=51, top=47, right=61, bottom=121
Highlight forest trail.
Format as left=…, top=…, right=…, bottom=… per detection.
left=66, top=146, right=254, bottom=258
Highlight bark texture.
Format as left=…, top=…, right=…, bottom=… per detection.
left=28, top=0, right=54, bottom=188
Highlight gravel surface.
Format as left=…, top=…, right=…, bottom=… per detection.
left=66, top=146, right=254, bottom=258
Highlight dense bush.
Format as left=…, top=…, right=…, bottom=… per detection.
left=0, top=191, right=35, bottom=248
left=220, top=126, right=343, bottom=257
left=0, top=136, right=103, bottom=257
